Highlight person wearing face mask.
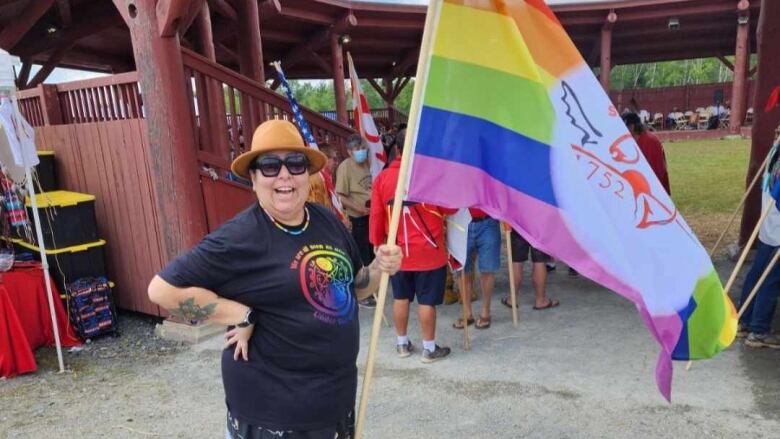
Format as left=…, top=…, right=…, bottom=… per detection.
left=147, top=120, right=402, bottom=438
left=336, top=134, right=376, bottom=307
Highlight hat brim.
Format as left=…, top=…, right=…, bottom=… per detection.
left=231, top=146, right=327, bottom=179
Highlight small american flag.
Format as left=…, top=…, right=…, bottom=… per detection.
left=272, top=62, right=344, bottom=217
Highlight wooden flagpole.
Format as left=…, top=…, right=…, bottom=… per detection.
left=723, top=202, right=775, bottom=295
left=459, top=273, right=471, bottom=350
left=505, top=226, right=519, bottom=327
left=354, top=1, right=442, bottom=437
left=709, top=151, right=772, bottom=257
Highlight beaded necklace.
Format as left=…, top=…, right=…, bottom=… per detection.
left=263, top=206, right=310, bottom=236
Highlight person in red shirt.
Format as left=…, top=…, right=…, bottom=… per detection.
left=623, top=112, right=671, bottom=195
left=370, top=130, right=456, bottom=363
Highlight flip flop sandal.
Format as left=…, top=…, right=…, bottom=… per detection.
left=475, top=316, right=491, bottom=329
left=501, top=296, right=517, bottom=309
left=452, top=317, right=475, bottom=329
left=533, top=298, right=560, bottom=310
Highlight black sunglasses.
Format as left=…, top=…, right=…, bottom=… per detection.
left=250, top=152, right=309, bottom=177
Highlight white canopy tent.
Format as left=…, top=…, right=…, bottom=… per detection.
left=0, top=48, right=65, bottom=372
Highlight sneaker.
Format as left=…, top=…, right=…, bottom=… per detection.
left=745, top=332, right=780, bottom=349
left=546, top=262, right=557, bottom=273
left=736, top=324, right=749, bottom=339
left=421, top=345, right=451, bottom=363
left=396, top=341, right=414, bottom=358
left=359, top=297, right=376, bottom=308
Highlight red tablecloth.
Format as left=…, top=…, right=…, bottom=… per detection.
left=0, top=267, right=81, bottom=378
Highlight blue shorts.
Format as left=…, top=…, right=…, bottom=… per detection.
left=390, top=267, right=447, bottom=306
left=464, top=218, right=501, bottom=273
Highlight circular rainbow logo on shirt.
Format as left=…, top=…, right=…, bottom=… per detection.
left=298, top=249, right=356, bottom=325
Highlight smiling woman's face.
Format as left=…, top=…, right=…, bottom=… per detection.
left=250, top=150, right=311, bottom=224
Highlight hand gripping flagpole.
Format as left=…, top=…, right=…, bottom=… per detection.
left=354, top=1, right=442, bottom=437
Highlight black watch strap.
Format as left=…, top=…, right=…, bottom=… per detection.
left=237, top=309, right=256, bottom=328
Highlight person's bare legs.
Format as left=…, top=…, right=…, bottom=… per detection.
left=394, top=299, right=410, bottom=337
left=460, top=271, right=475, bottom=320
left=418, top=304, right=437, bottom=341
left=479, top=273, right=495, bottom=319
left=532, top=262, right=550, bottom=307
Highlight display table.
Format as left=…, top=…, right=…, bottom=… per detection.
left=0, top=265, right=80, bottom=378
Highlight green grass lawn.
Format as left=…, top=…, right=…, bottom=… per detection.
left=664, top=137, right=752, bottom=250
left=666, top=137, right=751, bottom=216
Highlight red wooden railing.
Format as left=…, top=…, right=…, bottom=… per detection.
left=57, top=72, right=143, bottom=124
left=180, top=48, right=354, bottom=176
left=16, top=73, right=144, bottom=126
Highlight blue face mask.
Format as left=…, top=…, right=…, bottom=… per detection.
left=352, top=149, right=368, bottom=163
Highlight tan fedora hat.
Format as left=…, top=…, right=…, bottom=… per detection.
left=231, top=119, right=327, bottom=179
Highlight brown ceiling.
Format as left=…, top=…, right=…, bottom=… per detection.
left=0, top=0, right=762, bottom=81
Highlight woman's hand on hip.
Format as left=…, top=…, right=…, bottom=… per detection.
left=224, top=325, right=254, bottom=361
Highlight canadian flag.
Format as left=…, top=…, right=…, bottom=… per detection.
left=347, top=52, right=386, bottom=179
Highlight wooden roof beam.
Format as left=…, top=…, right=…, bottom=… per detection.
left=281, top=12, right=357, bottom=67
left=392, top=48, right=419, bottom=77
left=15, top=2, right=123, bottom=57
left=278, top=6, right=334, bottom=25
left=310, top=51, right=332, bottom=76
left=209, top=0, right=237, bottom=20
left=33, top=48, right=135, bottom=72
left=356, top=17, right=425, bottom=30
left=366, top=77, right=390, bottom=101
left=15, top=59, right=32, bottom=89
left=717, top=55, right=735, bottom=72
left=28, top=42, right=75, bottom=88
left=156, top=0, right=203, bottom=37
left=0, top=0, right=55, bottom=50
left=57, top=0, right=72, bottom=27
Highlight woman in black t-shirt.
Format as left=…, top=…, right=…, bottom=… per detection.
left=148, top=120, right=401, bottom=439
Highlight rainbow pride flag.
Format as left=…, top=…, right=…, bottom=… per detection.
left=404, top=0, right=737, bottom=400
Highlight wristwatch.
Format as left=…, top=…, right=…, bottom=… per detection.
left=236, top=309, right=257, bottom=328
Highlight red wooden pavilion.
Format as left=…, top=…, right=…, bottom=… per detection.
left=0, top=0, right=776, bottom=315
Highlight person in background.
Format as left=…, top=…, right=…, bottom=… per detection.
left=370, top=129, right=455, bottom=363
left=336, top=134, right=376, bottom=307
left=453, top=208, right=500, bottom=330
left=623, top=112, right=671, bottom=195
left=738, top=125, right=780, bottom=349
left=502, top=229, right=559, bottom=311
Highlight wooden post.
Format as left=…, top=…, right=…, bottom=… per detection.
left=114, top=0, right=209, bottom=260
left=730, top=0, right=751, bottom=134
left=331, top=33, right=348, bottom=125
left=193, top=2, right=216, bottom=60
left=193, top=2, right=229, bottom=158
left=234, top=0, right=265, bottom=128
left=740, top=0, right=780, bottom=245
left=39, top=84, right=63, bottom=125
left=459, top=273, right=470, bottom=351
left=505, top=227, right=518, bottom=327
left=599, top=11, right=617, bottom=92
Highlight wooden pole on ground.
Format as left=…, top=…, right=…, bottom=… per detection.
left=354, top=1, right=441, bottom=437
left=710, top=151, right=772, bottom=257
left=505, top=226, right=518, bottom=327
left=459, top=272, right=471, bottom=351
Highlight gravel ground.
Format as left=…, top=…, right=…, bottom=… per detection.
left=2, top=256, right=780, bottom=439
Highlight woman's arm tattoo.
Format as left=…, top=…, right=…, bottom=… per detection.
left=170, top=298, right=217, bottom=324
